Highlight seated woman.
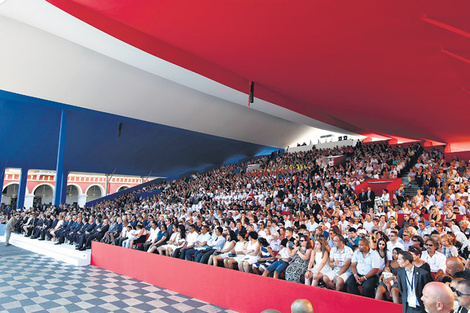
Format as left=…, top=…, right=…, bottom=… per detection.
left=440, top=234, right=459, bottom=258
left=210, top=230, right=237, bottom=267
left=158, top=224, right=185, bottom=256
left=304, top=238, right=331, bottom=287
left=223, top=230, right=247, bottom=270
left=408, top=246, right=431, bottom=276
left=375, top=247, right=402, bottom=303
left=147, top=224, right=169, bottom=253
left=262, top=245, right=292, bottom=279
left=252, top=237, right=275, bottom=275
left=238, top=231, right=261, bottom=273
left=429, top=206, right=441, bottom=224
left=285, top=235, right=312, bottom=283
left=375, top=238, right=388, bottom=275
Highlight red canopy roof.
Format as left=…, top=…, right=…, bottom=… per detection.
left=48, top=0, right=470, bottom=145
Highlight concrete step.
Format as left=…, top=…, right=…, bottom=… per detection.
left=1, top=233, right=91, bottom=266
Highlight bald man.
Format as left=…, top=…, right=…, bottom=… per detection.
left=445, top=257, right=470, bottom=280
left=421, top=282, right=454, bottom=313
left=291, top=299, right=314, bottom=313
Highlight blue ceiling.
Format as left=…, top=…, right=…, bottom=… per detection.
left=0, top=89, right=277, bottom=177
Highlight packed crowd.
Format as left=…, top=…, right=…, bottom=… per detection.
left=4, top=142, right=470, bottom=312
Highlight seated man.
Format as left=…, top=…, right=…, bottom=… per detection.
left=346, top=238, right=380, bottom=298
left=80, top=218, right=110, bottom=250
left=421, top=238, right=446, bottom=280
left=177, top=224, right=198, bottom=259
left=323, top=235, right=353, bottom=291
left=440, top=257, right=470, bottom=283
left=185, top=225, right=211, bottom=261
left=195, top=226, right=226, bottom=263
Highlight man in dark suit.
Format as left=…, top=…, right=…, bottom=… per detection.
left=75, top=217, right=97, bottom=250
left=56, top=216, right=82, bottom=245
left=67, top=218, right=89, bottom=245
left=397, top=251, right=432, bottom=313
left=80, top=218, right=110, bottom=250
left=41, top=215, right=57, bottom=240
left=30, top=213, right=45, bottom=239
left=365, top=186, right=375, bottom=210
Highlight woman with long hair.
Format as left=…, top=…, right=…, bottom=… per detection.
left=223, top=230, right=248, bottom=270
left=285, top=235, right=312, bottom=283
left=375, top=247, right=401, bottom=303
left=304, top=238, right=331, bottom=287
left=375, top=238, right=388, bottom=274
left=158, top=224, right=185, bottom=256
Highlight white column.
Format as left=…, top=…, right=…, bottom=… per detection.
left=24, top=194, right=35, bottom=210
left=77, top=194, right=87, bottom=208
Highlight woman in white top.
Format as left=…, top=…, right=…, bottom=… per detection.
left=210, top=230, right=237, bottom=266
left=304, top=238, right=331, bottom=287
left=157, top=224, right=185, bottom=256
left=223, top=231, right=248, bottom=269
left=50, top=215, right=64, bottom=241
left=238, top=231, right=261, bottom=273
left=387, top=207, right=398, bottom=221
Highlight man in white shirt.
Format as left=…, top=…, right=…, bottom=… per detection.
left=179, top=224, right=198, bottom=259
left=142, top=221, right=159, bottom=251
left=363, top=214, right=374, bottom=233
left=195, top=226, right=226, bottom=263
left=387, top=230, right=404, bottom=260
left=421, top=239, right=446, bottom=279
left=185, top=225, right=211, bottom=261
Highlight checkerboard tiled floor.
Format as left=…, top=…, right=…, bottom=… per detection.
left=0, top=244, right=237, bottom=313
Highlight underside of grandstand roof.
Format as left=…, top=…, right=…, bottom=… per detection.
left=1, top=0, right=470, bottom=178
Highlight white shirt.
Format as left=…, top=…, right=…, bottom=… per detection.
left=421, top=251, right=446, bottom=273
left=387, top=241, right=404, bottom=260
left=352, top=249, right=381, bottom=276
left=186, top=231, right=199, bottom=247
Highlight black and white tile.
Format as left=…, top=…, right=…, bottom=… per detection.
left=0, top=245, right=237, bottom=313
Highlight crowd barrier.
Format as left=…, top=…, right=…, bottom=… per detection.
left=91, top=242, right=401, bottom=313
left=355, top=178, right=402, bottom=204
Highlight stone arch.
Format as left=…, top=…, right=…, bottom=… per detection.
left=86, top=185, right=104, bottom=202
left=33, top=183, right=55, bottom=205
left=117, top=185, right=130, bottom=192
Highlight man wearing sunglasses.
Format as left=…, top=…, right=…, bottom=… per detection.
left=455, top=280, right=470, bottom=313
left=421, top=239, right=446, bottom=280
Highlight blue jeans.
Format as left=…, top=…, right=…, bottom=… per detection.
left=266, top=260, right=289, bottom=274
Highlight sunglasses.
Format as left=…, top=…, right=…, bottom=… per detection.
left=450, top=286, right=470, bottom=297
left=424, top=244, right=433, bottom=247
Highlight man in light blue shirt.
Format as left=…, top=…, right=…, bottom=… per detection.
left=346, top=238, right=380, bottom=298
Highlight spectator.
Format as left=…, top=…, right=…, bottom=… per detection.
left=347, top=238, right=380, bottom=298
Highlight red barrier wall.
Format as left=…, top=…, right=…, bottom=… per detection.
left=91, top=242, right=401, bottom=313
left=355, top=178, right=402, bottom=203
